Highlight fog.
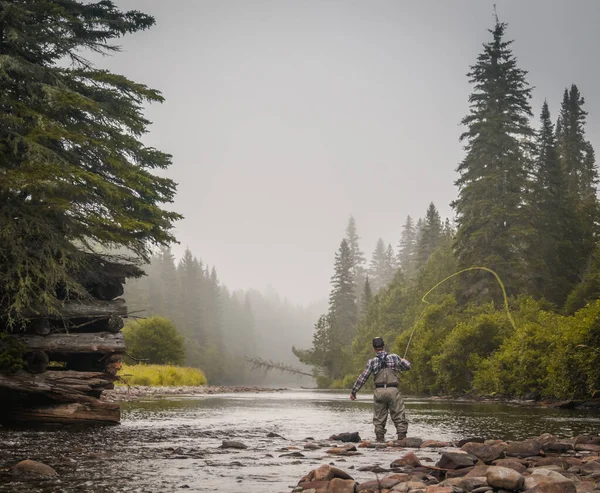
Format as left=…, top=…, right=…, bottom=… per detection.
left=97, top=0, right=599, bottom=306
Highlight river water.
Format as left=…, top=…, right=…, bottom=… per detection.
left=1, top=390, right=599, bottom=492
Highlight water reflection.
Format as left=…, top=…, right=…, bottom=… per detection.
left=0, top=390, right=598, bottom=493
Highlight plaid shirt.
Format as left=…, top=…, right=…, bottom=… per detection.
left=351, top=351, right=410, bottom=396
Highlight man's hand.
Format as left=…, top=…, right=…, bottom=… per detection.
left=350, top=393, right=356, bottom=401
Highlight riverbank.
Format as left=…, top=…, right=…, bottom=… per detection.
left=101, top=384, right=288, bottom=402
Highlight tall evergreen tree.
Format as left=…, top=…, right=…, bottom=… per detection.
left=452, top=19, right=535, bottom=297
left=361, top=276, right=373, bottom=315
left=369, top=238, right=395, bottom=292
left=416, top=203, right=443, bottom=269
left=329, top=239, right=358, bottom=342
left=345, top=216, right=367, bottom=304
left=0, top=1, right=181, bottom=323
left=530, top=101, right=580, bottom=305
left=397, top=215, right=417, bottom=276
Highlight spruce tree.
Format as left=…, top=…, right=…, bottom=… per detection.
left=345, top=216, right=366, bottom=303
left=452, top=19, right=535, bottom=297
left=0, top=1, right=181, bottom=323
left=416, top=203, right=442, bottom=269
left=369, top=238, right=387, bottom=292
left=397, top=215, right=417, bottom=276
left=361, top=276, right=373, bottom=315
left=329, top=239, right=357, bottom=343
left=530, top=101, right=580, bottom=305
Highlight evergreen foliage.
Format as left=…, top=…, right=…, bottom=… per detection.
left=123, top=316, right=185, bottom=366
left=452, top=20, right=535, bottom=298
left=0, top=0, right=181, bottom=324
left=397, top=215, right=417, bottom=276
left=415, top=203, right=442, bottom=269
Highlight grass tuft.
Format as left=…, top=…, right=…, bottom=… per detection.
left=117, top=364, right=207, bottom=387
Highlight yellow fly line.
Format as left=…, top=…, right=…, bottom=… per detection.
left=403, top=266, right=517, bottom=359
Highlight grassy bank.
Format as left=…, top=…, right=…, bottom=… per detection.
left=117, top=364, right=207, bottom=387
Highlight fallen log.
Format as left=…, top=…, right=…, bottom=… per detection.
left=14, top=331, right=125, bottom=355
left=0, top=401, right=120, bottom=426
left=0, top=370, right=116, bottom=402
left=22, top=298, right=128, bottom=320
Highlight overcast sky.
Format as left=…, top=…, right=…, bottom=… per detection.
left=102, top=0, right=599, bottom=305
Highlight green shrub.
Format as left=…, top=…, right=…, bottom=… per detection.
left=117, top=363, right=207, bottom=386
left=123, top=316, right=185, bottom=365
left=0, top=332, right=25, bottom=374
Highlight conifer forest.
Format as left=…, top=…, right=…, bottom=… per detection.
left=1, top=1, right=599, bottom=403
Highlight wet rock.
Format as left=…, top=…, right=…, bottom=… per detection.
left=575, top=436, right=600, bottom=453
left=357, top=464, right=389, bottom=473
left=446, top=467, right=475, bottom=478
left=425, top=487, right=454, bottom=493
left=421, top=440, right=452, bottom=448
left=462, top=442, right=504, bottom=463
left=531, top=469, right=573, bottom=482
left=297, top=480, right=330, bottom=491
left=397, top=438, right=424, bottom=448
left=305, top=443, right=321, bottom=450
left=11, top=460, right=57, bottom=479
left=299, top=464, right=354, bottom=483
left=391, top=452, right=422, bottom=468
left=491, top=459, right=527, bottom=473
left=471, top=487, right=493, bottom=493
left=545, top=442, right=574, bottom=453
left=441, top=476, right=487, bottom=491
left=536, top=458, right=573, bottom=469
left=358, top=478, right=403, bottom=491
left=575, top=481, right=597, bottom=493
left=406, top=480, right=429, bottom=490
left=329, top=432, right=361, bottom=443
left=220, top=440, right=248, bottom=449
left=524, top=476, right=551, bottom=490
left=326, top=445, right=358, bottom=455
left=505, top=440, right=542, bottom=458
left=280, top=452, right=305, bottom=458
left=465, top=466, right=491, bottom=478
left=267, top=432, right=286, bottom=439
left=524, top=482, right=577, bottom=493
left=457, top=438, right=486, bottom=447
left=579, top=460, right=600, bottom=474
left=436, top=452, right=478, bottom=470
left=485, top=466, right=525, bottom=490
left=329, top=478, right=357, bottom=493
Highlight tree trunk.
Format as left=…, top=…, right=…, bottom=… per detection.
left=22, top=298, right=128, bottom=320
left=0, top=401, right=120, bottom=426
left=0, top=370, right=116, bottom=402
left=14, top=332, right=125, bottom=355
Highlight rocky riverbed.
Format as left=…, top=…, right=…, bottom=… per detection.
left=101, top=385, right=288, bottom=402
left=283, top=433, right=600, bottom=493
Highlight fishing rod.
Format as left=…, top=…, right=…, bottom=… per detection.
left=403, top=266, right=516, bottom=359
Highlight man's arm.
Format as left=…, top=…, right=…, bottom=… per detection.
left=389, top=354, right=411, bottom=371
left=350, top=360, right=373, bottom=399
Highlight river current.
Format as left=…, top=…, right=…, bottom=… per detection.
left=1, top=390, right=599, bottom=492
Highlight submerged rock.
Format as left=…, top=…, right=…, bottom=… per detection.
left=391, top=452, right=422, bottom=468
left=11, top=460, right=57, bottom=479
left=220, top=440, right=248, bottom=449
left=329, top=432, right=361, bottom=443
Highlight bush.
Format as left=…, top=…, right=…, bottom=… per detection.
left=117, top=364, right=207, bottom=386
left=123, top=316, right=185, bottom=365
left=0, top=332, right=25, bottom=373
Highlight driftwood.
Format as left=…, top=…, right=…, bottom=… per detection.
left=0, top=370, right=115, bottom=404
left=14, top=331, right=125, bottom=355
left=24, top=350, right=49, bottom=373
left=0, top=401, right=120, bottom=426
left=22, top=298, right=128, bottom=320
left=244, top=356, right=313, bottom=377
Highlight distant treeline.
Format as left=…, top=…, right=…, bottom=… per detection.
left=294, top=20, right=600, bottom=400
left=124, top=248, right=324, bottom=385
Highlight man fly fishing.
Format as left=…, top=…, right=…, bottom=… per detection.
left=349, top=337, right=411, bottom=442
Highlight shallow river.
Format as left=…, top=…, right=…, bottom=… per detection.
left=1, top=390, right=599, bottom=492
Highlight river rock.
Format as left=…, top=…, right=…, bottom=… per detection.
left=299, top=464, right=354, bottom=483
left=305, top=443, right=321, bottom=450
left=436, top=452, right=478, bottom=470
left=11, top=460, right=57, bottom=478
left=457, top=437, right=486, bottom=447
left=421, top=440, right=452, bottom=448
left=358, top=478, right=403, bottom=491
left=220, top=440, right=248, bottom=449
left=441, top=476, right=488, bottom=491
left=394, top=437, right=424, bottom=448
left=465, top=466, right=491, bottom=477
left=425, top=486, right=453, bottom=493
left=579, top=460, right=600, bottom=474
left=267, top=432, right=286, bottom=439
left=330, top=432, right=361, bottom=443
left=574, top=436, right=600, bottom=453
left=531, top=469, right=573, bottom=482
left=574, top=481, right=597, bottom=493
left=391, top=452, right=422, bottom=468
left=505, top=440, right=542, bottom=458
left=296, top=480, right=330, bottom=491
left=524, top=482, right=577, bottom=493
left=536, top=457, right=572, bottom=469
left=485, top=466, right=525, bottom=490
left=491, top=459, right=527, bottom=473
left=462, top=442, right=504, bottom=463
left=447, top=466, right=475, bottom=478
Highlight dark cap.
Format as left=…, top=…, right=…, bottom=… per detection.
left=372, top=337, right=385, bottom=348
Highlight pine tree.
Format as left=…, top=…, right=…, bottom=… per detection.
left=530, top=101, right=580, bottom=305
left=397, top=215, right=417, bottom=276
left=452, top=19, right=535, bottom=297
left=361, top=276, right=373, bottom=315
left=369, top=238, right=388, bottom=292
left=0, top=1, right=181, bottom=323
left=329, top=239, right=358, bottom=342
left=345, top=215, right=366, bottom=303
left=416, top=203, right=443, bottom=269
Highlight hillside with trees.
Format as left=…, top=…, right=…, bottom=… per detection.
left=293, top=19, right=600, bottom=400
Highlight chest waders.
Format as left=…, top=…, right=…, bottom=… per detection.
left=372, top=354, right=407, bottom=442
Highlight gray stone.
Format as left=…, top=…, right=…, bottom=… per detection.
left=11, top=460, right=57, bottom=479
left=485, top=466, right=525, bottom=490
left=436, top=452, right=479, bottom=470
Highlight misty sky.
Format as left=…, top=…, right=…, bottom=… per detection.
left=100, top=0, right=600, bottom=304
